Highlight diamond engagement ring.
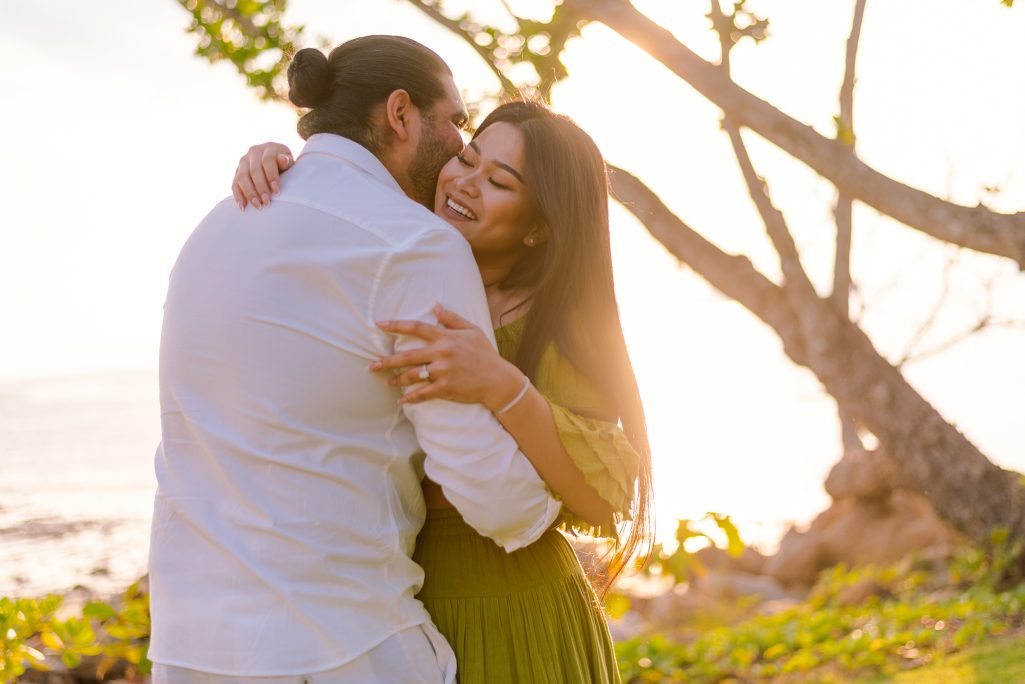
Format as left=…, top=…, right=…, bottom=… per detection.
left=418, top=364, right=431, bottom=381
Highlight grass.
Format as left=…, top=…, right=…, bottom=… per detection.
left=857, top=633, right=1025, bottom=683
left=615, top=543, right=1025, bottom=683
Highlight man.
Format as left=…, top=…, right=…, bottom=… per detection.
left=149, top=36, right=561, bottom=684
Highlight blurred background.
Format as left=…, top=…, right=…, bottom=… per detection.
left=2, top=0, right=1023, bottom=598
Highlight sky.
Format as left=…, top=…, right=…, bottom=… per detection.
left=1, top=0, right=1023, bottom=547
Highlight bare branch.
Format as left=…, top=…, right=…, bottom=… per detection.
left=901, top=273, right=1025, bottom=365
left=708, top=1, right=819, bottom=318
left=832, top=0, right=867, bottom=315
left=833, top=0, right=868, bottom=451
left=837, top=0, right=867, bottom=145
left=895, top=252, right=959, bottom=367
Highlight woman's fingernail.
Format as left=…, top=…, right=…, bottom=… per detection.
left=369, top=361, right=382, bottom=371
left=262, top=193, right=270, bottom=205
left=237, top=201, right=245, bottom=211
left=251, top=197, right=260, bottom=208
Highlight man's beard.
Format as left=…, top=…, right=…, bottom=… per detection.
left=407, top=118, right=450, bottom=210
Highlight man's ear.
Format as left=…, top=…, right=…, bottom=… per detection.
left=384, top=89, right=414, bottom=142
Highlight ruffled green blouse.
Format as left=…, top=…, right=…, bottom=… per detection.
left=494, top=317, right=640, bottom=541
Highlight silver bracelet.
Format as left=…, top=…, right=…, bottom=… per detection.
left=494, top=375, right=531, bottom=415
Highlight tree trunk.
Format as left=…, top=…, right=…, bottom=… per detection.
left=609, top=165, right=1025, bottom=556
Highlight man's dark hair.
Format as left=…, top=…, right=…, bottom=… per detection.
left=287, top=35, right=452, bottom=152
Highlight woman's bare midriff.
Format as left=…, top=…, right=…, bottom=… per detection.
left=422, top=478, right=455, bottom=509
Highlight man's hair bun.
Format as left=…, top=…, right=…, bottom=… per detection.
left=287, top=48, right=332, bottom=108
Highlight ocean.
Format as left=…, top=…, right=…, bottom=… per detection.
left=0, top=371, right=159, bottom=598
left=0, top=368, right=802, bottom=599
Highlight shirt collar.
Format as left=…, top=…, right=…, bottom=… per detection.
left=297, top=133, right=404, bottom=195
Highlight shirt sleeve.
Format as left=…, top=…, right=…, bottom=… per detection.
left=545, top=399, right=641, bottom=541
left=371, top=224, right=561, bottom=552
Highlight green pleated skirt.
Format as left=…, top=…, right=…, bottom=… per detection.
left=412, top=507, right=621, bottom=684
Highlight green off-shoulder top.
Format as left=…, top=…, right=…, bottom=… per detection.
left=494, top=316, right=641, bottom=541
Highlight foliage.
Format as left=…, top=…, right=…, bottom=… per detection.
left=0, top=595, right=61, bottom=682
left=637, top=512, right=746, bottom=585
left=177, top=0, right=303, bottom=101
left=706, top=0, right=770, bottom=51
left=615, top=541, right=1025, bottom=683
left=0, top=580, right=151, bottom=683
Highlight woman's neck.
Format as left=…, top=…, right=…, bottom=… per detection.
left=476, top=252, right=533, bottom=328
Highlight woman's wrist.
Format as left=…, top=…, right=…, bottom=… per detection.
left=483, top=360, right=529, bottom=413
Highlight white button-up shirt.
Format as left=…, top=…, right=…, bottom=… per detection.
left=148, top=134, right=561, bottom=676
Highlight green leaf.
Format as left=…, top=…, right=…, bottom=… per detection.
left=711, top=513, right=745, bottom=557
left=82, top=601, right=116, bottom=621
left=39, top=631, right=64, bottom=650
left=61, top=650, right=82, bottom=669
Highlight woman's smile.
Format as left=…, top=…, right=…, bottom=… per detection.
left=443, top=195, right=478, bottom=221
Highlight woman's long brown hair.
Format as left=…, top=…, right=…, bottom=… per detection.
left=473, top=101, right=654, bottom=594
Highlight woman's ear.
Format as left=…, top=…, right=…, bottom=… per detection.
left=523, top=224, right=548, bottom=248
left=384, top=89, right=414, bottom=142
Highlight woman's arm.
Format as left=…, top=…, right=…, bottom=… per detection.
left=490, top=376, right=617, bottom=528
left=374, top=305, right=615, bottom=529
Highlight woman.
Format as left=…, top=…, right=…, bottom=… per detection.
left=235, top=101, right=653, bottom=683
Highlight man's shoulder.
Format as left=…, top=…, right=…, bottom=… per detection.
left=277, top=158, right=455, bottom=249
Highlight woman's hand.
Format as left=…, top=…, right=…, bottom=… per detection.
left=372, top=305, right=525, bottom=410
left=232, top=142, right=295, bottom=210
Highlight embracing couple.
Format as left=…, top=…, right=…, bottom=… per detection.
left=148, top=35, right=652, bottom=684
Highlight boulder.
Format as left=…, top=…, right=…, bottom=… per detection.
left=824, top=447, right=900, bottom=501
left=764, top=491, right=961, bottom=587
left=691, top=570, right=791, bottom=603
left=694, top=546, right=767, bottom=576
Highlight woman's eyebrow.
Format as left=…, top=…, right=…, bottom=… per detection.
left=468, top=141, right=524, bottom=183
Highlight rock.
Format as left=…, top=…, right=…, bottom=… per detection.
left=638, top=583, right=718, bottom=627
left=763, top=491, right=961, bottom=587
left=692, top=570, right=791, bottom=603
left=18, top=666, right=74, bottom=684
left=57, top=585, right=96, bottom=620
left=824, top=448, right=900, bottom=501
left=763, top=525, right=824, bottom=587
left=71, top=654, right=131, bottom=682
left=694, top=546, right=767, bottom=576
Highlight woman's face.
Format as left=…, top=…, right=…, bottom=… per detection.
left=433, top=122, right=540, bottom=256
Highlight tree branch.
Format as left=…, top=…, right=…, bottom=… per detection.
left=403, top=0, right=519, bottom=95
left=833, top=0, right=868, bottom=450
left=607, top=164, right=808, bottom=366
left=708, top=1, right=816, bottom=303
left=895, top=251, right=959, bottom=367
left=565, top=0, right=1025, bottom=268
left=832, top=0, right=866, bottom=315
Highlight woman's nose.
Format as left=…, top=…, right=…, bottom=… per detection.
left=454, top=173, right=480, bottom=197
